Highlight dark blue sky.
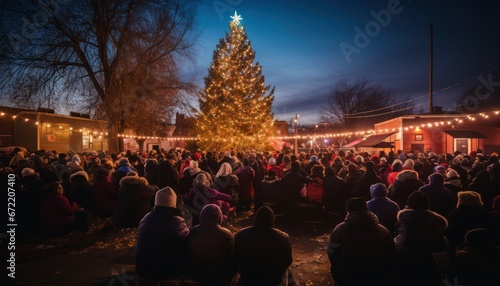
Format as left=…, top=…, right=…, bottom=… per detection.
left=184, top=0, right=500, bottom=125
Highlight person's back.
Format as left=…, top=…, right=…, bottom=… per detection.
left=389, top=170, right=423, bottom=209
left=323, top=169, right=347, bottom=214
left=454, top=228, right=500, bottom=286
left=136, top=187, right=189, bottom=280
left=367, top=183, right=400, bottom=234
left=234, top=206, right=292, bottom=286
left=114, top=172, right=157, bottom=229
left=419, top=173, right=455, bottom=217
left=186, top=204, right=237, bottom=285
left=351, top=161, right=383, bottom=201
left=328, top=197, right=395, bottom=286
left=446, top=191, right=495, bottom=252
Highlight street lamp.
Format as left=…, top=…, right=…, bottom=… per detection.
left=294, top=114, right=299, bottom=156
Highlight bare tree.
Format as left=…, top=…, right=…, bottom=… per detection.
left=0, top=0, right=199, bottom=152
left=321, top=78, right=413, bottom=131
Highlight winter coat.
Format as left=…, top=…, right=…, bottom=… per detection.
left=306, top=175, right=324, bottom=203
left=236, top=166, right=255, bottom=201
left=323, top=174, right=347, bottom=214
left=351, top=171, right=384, bottom=201
left=254, top=176, right=282, bottom=211
left=113, top=176, right=157, bottom=229
left=91, top=174, right=116, bottom=218
left=156, top=160, right=180, bottom=194
left=419, top=183, right=455, bottom=217
left=40, top=192, right=78, bottom=230
left=367, top=196, right=400, bottom=234
left=234, top=208, right=292, bottom=286
left=281, top=171, right=308, bottom=207
left=136, top=207, right=189, bottom=280
left=446, top=205, right=495, bottom=252
left=344, top=171, right=363, bottom=198
left=111, top=165, right=133, bottom=188
left=394, top=208, right=448, bottom=255
left=327, top=211, right=395, bottom=286
left=186, top=223, right=237, bottom=285
left=67, top=171, right=93, bottom=209
left=214, top=174, right=239, bottom=207
left=184, top=187, right=231, bottom=218
left=389, top=171, right=424, bottom=209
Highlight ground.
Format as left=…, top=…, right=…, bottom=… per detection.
left=2, top=211, right=343, bottom=286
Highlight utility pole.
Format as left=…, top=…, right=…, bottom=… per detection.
left=429, top=22, right=434, bottom=114
left=294, top=114, right=299, bottom=156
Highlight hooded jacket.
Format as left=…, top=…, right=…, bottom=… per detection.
left=113, top=176, right=158, bottom=229
left=234, top=207, right=292, bottom=286
left=328, top=211, right=395, bottom=285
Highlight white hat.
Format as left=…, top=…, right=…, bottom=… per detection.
left=155, top=187, right=177, bottom=208
left=21, top=168, right=36, bottom=177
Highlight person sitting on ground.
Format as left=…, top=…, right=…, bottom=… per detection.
left=280, top=161, right=308, bottom=213
left=111, top=158, right=134, bottom=188
left=40, top=181, right=89, bottom=235
left=453, top=228, right=500, bottom=285
left=113, top=171, right=158, bottom=229
left=184, top=172, right=231, bottom=226
left=254, top=170, right=282, bottom=212
left=234, top=206, right=293, bottom=286
left=136, top=187, right=189, bottom=281
left=91, top=169, right=116, bottom=218
left=327, top=197, right=396, bottom=286
left=67, top=170, right=93, bottom=210
left=305, top=164, right=325, bottom=204
left=214, top=162, right=239, bottom=208
left=323, top=166, right=347, bottom=215
left=367, top=183, right=400, bottom=234
left=185, top=204, right=237, bottom=285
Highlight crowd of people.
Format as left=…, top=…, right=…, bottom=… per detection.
left=2, top=146, right=500, bottom=285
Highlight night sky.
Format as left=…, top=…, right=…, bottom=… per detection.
left=184, top=0, right=500, bottom=125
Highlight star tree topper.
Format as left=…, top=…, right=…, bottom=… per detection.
left=230, top=11, right=243, bottom=25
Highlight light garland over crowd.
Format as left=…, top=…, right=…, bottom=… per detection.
left=1, top=110, right=498, bottom=143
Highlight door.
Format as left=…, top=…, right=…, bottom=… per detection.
left=454, top=138, right=470, bottom=155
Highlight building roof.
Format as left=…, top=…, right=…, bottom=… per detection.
left=443, top=130, right=488, bottom=138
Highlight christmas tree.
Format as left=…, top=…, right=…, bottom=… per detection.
left=196, top=11, right=276, bottom=152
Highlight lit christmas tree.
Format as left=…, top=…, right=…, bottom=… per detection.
left=196, top=11, right=276, bottom=152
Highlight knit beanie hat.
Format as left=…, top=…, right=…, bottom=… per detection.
left=457, top=191, right=483, bottom=207
left=310, top=155, right=318, bottom=162
left=200, top=204, right=223, bottom=225
left=407, top=191, right=430, bottom=210
left=119, top=158, right=131, bottom=167
left=445, top=170, right=462, bottom=188
left=254, top=206, right=275, bottom=227
left=403, top=159, right=415, bottom=170
left=434, top=165, right=447, bottom=175
left=370, top=183, right=388, bottom=198
left=21, top=167, right=36, bottom=177
left=155, top=187, right=177, bottom=208
left=429, top=172, right=445, bottom=185
left=346, top=197, right=368, bottom=213
left=72, top=155, right=81, bottom=164
left=465, top=228, right=495, bottom=249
